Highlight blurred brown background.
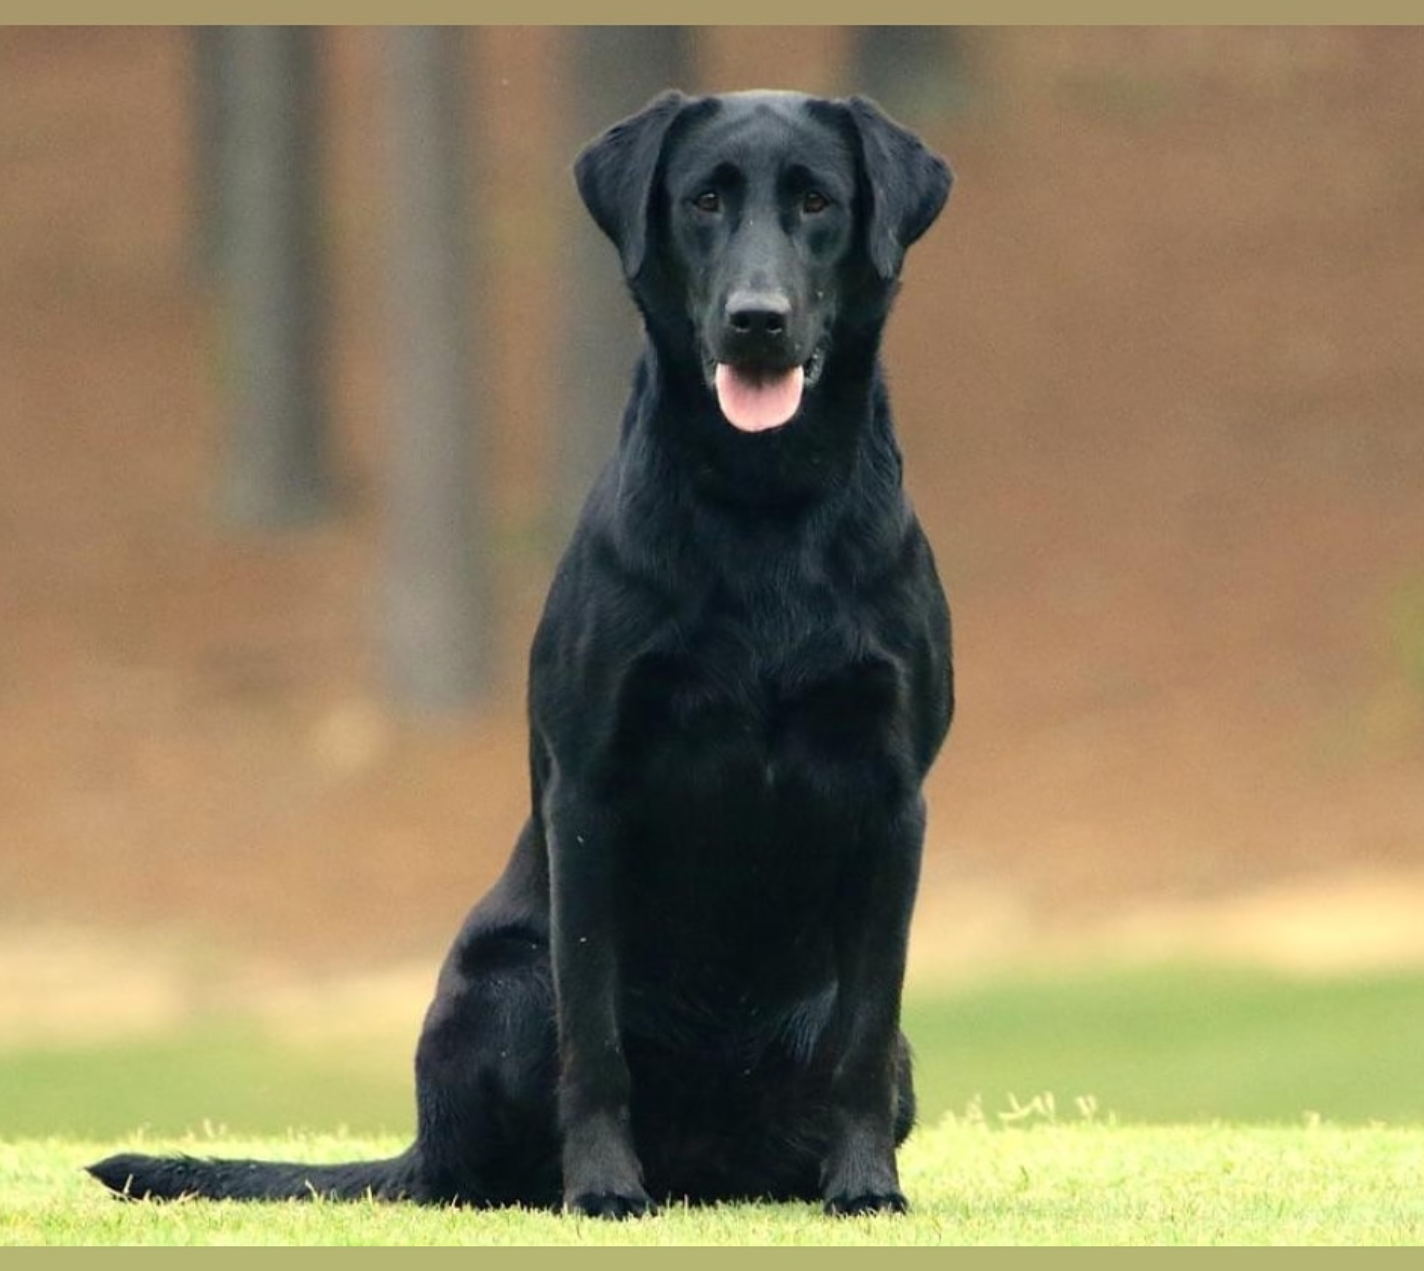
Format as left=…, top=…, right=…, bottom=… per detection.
left=3, top=27, right=1423, bottom=1003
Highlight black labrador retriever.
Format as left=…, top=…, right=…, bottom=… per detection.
left=90, top=88, right=954, bottom=1218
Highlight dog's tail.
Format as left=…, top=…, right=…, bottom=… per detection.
left=87, top=1145, right=421, bottom=1203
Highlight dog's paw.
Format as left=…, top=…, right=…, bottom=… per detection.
left=824, top=1187, right=909, bottom=1217
left=566, top=1188, right=658, bottom=1220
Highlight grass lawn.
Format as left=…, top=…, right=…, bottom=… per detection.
left=5, top=963, right=1423, bottom=1140
left=904, top=962, right=1424, bottom=1126
left=3, top=963, right=1423, bottom=1243
left=2, top=1121, right=1421, bottom=1244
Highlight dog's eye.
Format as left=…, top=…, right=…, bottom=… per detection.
left=802, top=190, right=830, bottom=215
left=693, top=191, right=721, bottom=213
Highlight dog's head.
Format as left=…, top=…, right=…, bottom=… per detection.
left=575, top=90, right=952, bottom=436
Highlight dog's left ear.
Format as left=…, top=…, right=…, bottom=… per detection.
left=845, top=96, right=953, bottom=281
left=575, top=90, right=689, bottom=279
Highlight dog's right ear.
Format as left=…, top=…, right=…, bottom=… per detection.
left=574, top=90, right=689, bottom=280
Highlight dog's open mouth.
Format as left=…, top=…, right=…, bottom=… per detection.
left=710, top=348, right=825, bottom=434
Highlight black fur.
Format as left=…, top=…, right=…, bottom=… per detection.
left=89, top=89, right=954, bottom=1219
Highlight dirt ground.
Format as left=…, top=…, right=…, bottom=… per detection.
left=2, top=29, right=1423, bottom=1002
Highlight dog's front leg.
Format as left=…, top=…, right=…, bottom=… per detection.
left=821, top=797, right=926, bottom=1216
left=546, top=791, right=654, bottom=1219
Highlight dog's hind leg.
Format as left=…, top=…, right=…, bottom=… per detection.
left=409, top=922, right=562, bottom=1208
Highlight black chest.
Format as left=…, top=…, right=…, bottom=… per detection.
left=602, top=605, right=911, bottom=1025
left=613, top=588, right=911, bottom=806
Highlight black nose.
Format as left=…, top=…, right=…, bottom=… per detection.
left=724, top=290, right=791, bottom=343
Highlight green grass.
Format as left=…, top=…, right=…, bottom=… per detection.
left=904, top=963, right=1424, bottom=1126
left=3, top=1121, right=1422, bottom=1244
left=0, top=1025, right=415, bottom=1141
left=4, top=963, right=1424, bottom=1242
left=5, top=964, right=1423, bottom=1141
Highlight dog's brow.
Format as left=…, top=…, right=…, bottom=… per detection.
left=669, top=157, right=742, bottom=196
left=784, top=161, right=848, bottom=195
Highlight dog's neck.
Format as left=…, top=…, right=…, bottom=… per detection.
left=602, top=341, right=914, bottom=604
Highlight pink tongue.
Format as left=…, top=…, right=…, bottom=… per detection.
left=714, top=364, right=805, bottom=432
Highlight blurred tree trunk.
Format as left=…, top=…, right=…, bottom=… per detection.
left=850, top=26, right=967, bottom=120
left=190, top=26, right=224, bottom=279
left=553, top=27, right=691, bottom=547
left=381, top=27, right=491, bottom=712
left=210, top=26, right=333, bottom=528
